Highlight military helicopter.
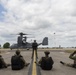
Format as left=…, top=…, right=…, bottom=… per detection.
left=10, top=32, right=48, bottom=50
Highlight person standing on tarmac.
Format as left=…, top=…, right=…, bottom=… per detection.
left=11, top=50, right=29, bottom=70
left=32, top=40, right=38, bottom=58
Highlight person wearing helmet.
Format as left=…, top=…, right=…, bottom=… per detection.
left=11, top=50, right=29, bottom=70
left=38, top=51, right=54, bottom=70
left=60, top=51, right=76, bottom=68
left=0, top=55, right=10, bottom=69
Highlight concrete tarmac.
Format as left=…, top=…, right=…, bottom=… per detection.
left=0, top=50, right=76, bottom=75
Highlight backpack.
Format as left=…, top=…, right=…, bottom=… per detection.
left=0, top=58, right=3, bottom=69
left=72, top=64, right=76, bottom=68
left=40, top=57, right=54, bottom=70
left=11, top=55, right=25, bottom=70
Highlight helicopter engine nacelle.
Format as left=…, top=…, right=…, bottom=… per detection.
left=17, top=36, right=23, bottom=46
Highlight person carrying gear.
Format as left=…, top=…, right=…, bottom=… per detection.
left=0, top=55, right=10, bottom=69
left=11, top=50, right=29, bottom=70
left=38, top=51, right=54, bottom=70
left=60, top=50, right=76, bottom=68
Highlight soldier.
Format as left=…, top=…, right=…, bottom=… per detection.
left=11, top=50, right=29, bottom=70
left=32, top=40, right=38, bottom=58
left=0, top=55, right=10, bottom=69
left=60, top=51, right=76, bottom=68
left=38, top=51, right=54, bottom=70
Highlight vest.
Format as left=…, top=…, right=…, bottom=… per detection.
left=0, top=58, right=3, bottom=69
left=11, top=55, right=25, bottom=70
left=41, top=57, right=54, bottom=70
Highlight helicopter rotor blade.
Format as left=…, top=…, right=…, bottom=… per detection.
left=18, top=32, right=32, bottom=35
left=10, top=32, right=31, bottom=35
left=23, top=36, right=35, bottom=38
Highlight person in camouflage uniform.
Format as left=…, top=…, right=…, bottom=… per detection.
left=32, top=40, right=42, bottom=59
left=0, top=55, right=10, bottom=69
left=32, top=40, right=38, bottom=58
left=11, top=50, right=29, bottom=70
left=38, top=51, right=54, bottom=70
left=60, top=51, right=76, bottom=68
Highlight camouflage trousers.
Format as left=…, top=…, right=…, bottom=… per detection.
left=63, top=63, right=76, bottom=68
left=31, top=49, right=38, bottom=59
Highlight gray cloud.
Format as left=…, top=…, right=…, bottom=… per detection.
left=0, top=0, right=76, bottom=47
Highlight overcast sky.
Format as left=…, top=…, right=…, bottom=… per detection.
left=0, top=0, right=76, bottom=47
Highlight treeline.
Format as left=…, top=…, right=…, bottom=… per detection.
left=0, top=42, right=10, bottom=48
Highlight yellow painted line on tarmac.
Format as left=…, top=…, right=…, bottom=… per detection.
left=32, top=50, right=37, bottom=75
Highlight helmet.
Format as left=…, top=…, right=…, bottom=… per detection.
left=16, top=50, right=20, bottom=55
left=44, top=51, right=50, bottom=55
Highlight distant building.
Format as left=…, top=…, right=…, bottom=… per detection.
left=59, top=45, right=61, bottom=48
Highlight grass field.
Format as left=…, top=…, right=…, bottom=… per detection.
left=65, top=50, right=75, bottom=53
left=0, top=48, right=76, bottom=54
